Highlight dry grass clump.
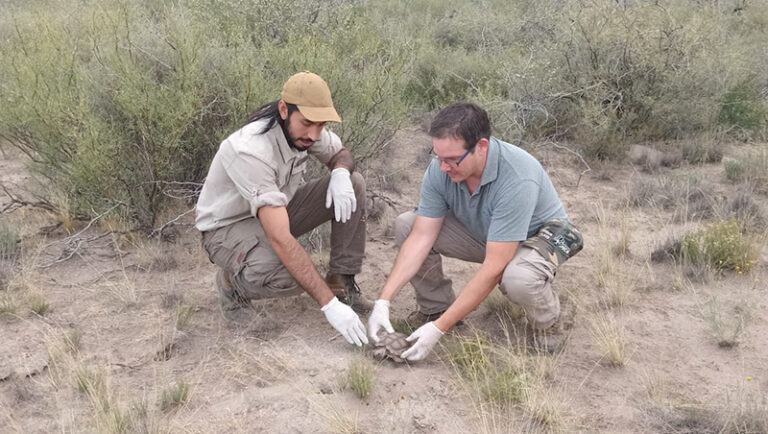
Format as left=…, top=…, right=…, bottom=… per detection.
left=307, top=392, right=361, bottom=434
left=443, top=332, right=569, bottom=432
left=682, top=136, right=724, bottom=164
left=587, top=311, right=628, bottom=367
left=700, top=296, right=752, bottom=349
left=220, top=343, right=294, bottom=388
left=627, top=174, right=716, bottom=222
left=345, top=355, right=375, bottom=399
left=159, top=380, right=191, bottom=412
left=133, top=238, right=179, bottom=272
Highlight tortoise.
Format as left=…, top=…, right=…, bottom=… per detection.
left=372, top=330, right=411, bottom=363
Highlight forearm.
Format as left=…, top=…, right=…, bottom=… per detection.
left=379, top=235, right=434, bottom=301
left=270, top=236, right=335, bottom=306
left=327, top=147, right=355, bottom=172
left=433, top=266, right=503, bottom=332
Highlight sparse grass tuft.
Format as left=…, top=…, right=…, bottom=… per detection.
left=701, top=297, right=751, bottom=348
left=174, top=303, right=197, bottom=331
left=27, top=292, right=51, bottom=316
left=307, top=392, right=361, bottom=434
left=0, top=293, right=18, bottom=318
left=588, top=311, right=628, bottom=367
left=0, top=221, right=20, bottom=262
left=345, top=355, right=374, bottom=399
left=724, top=158, right=747, bottom=182
left=159, top=380, right=191, bottom=412
left=445, top=334, right=532, bottom=406
left=682, top=137, right=723, bottom=164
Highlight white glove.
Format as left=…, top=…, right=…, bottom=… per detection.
left=368, top=299, right=395, bottom=344
left=322, top=296, right=369, bottom=346
left=325, top=168, right=357, bottom=223
left=401, top=321, right=444, bottom=361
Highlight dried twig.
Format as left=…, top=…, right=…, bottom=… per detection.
left=0, top=182, right=56, bottom=214
left=37, top=203, right=125, bottom=268
left=541, top=139, right=592, bottom=188
left=149, top=207, right=195, bottom=239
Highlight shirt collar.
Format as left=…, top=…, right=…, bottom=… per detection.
left=479, top=137, right=500, bottom=186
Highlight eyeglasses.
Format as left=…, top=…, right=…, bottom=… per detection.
left=430, top=145, right=475, bottom=168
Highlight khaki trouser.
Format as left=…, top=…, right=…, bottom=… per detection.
left=394, top=210, right=560, bottom=329
left=201, top=172, right=366, bottom=300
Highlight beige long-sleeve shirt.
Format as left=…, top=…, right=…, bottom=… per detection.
left=195, top=119, right=341, bottom=232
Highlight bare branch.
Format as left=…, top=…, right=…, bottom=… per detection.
left=149, top=207, right=195, bottom=239
left=541, top=139, right=592, bottom=188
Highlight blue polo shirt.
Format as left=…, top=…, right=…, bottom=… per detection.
left=417, top=137, right=567, bottom=242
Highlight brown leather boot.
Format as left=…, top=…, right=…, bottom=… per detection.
left=325, top=273, right=373, bottom=313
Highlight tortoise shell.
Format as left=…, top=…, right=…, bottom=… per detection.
left=372, top=330, right=411, bottom=363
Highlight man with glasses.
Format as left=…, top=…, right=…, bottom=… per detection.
left=367, top=102, right=582, bottom=360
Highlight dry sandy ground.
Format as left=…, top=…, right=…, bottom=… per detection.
left=0, top=131, right=767, bottom=433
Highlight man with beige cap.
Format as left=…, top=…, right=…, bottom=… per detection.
left=195, top=72, right=371, bottom=345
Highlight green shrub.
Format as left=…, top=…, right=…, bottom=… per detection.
left=0, top=0, right=407, bottom=227
left=680, top=219, right=760, bottom=273
left=718, top=80, right=767, bottom=136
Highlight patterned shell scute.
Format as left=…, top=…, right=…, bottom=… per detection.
left=372, top=331, right=411, bottom=363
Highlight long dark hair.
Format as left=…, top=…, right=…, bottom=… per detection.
left=245, top=100, right=299, bottom=134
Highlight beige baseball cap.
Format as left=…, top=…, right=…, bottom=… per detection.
left=281, top=71, right=342, bottom=123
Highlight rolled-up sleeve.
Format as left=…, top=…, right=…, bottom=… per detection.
left=222, top=146, right=288, bottom=216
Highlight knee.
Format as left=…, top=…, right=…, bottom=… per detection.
left=235, top=264, right=301, bottom=299
left=393, top=211, right=417, bottom=246
left=499, top=264, right=545, bottom=303
left=351, top=172, right=366, bottom=196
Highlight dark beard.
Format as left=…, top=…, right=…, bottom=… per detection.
left=280, top=116, right=312, bottom=152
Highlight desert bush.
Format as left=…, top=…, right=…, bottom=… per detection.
left=682, top=136, right=724, bottom=164
left=2, top=0, right=767, bottom=226
left=680, top=218, right=761, bottom=273
left=725, top=148, right=768, bottom=194
left=0, top=0, right=407, bottom=227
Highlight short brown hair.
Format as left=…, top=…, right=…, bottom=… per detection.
left=429, top=102, right=491, bottom=149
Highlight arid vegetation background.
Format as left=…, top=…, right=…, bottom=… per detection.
left=1, top=0, right=767, bottom=433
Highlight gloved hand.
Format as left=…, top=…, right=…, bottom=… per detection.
left=322, top=296, right=369, bottom=346
left=368, top=299, right=395, bottom=344
left=401, top=321, right=444, bottom=361
left=325, top=168, right=357, bottom=223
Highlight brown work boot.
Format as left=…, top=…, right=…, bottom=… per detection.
left=526, top=315, right=572, bottom=355
left=325, top=273, right=373, bottom=313
left=216, top=269, right=251, bottom=321
left=405, top=309, right=463, bottom=329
